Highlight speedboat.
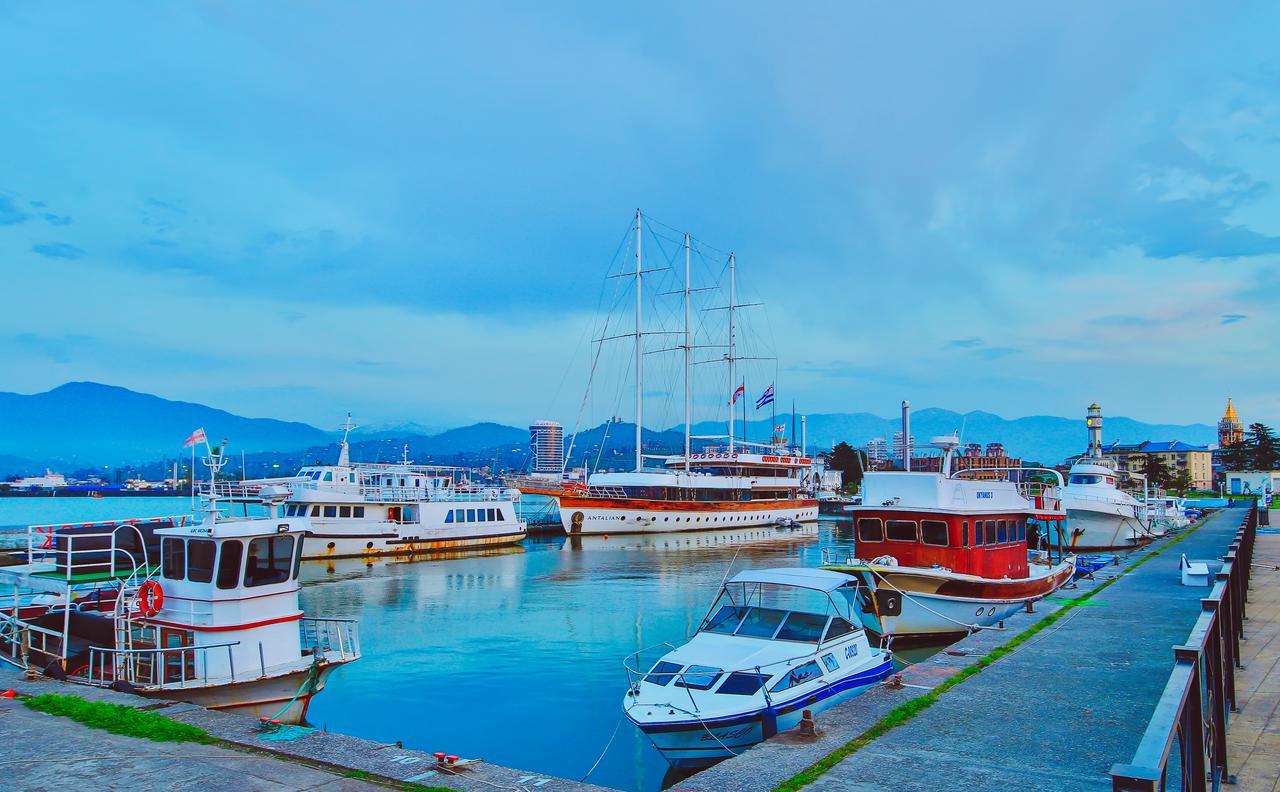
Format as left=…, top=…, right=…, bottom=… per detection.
left=1058, top=458, right=1150, bottom=549
left=623, top=567, right=893, bottom=768
left=827, top=436, right=1075, bottom=644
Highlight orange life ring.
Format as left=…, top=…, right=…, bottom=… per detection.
left=138, top=580, right=164, bottom=617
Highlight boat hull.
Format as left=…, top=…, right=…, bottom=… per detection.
left=833, top=562, right=1075, bottom=643
left=631, top=659, right=893, bottom=768
left=138, top=661, right=344, bottom=724
left=556, top=497, right=819, bottom=536
left=1062, top=506, right=1150, bottom=551
left=302, top=523, right=526, bottom=559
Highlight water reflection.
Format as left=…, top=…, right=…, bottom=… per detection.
left=300, top=520, right=864, bottom=792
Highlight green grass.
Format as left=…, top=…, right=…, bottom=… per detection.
left=774, top=519, right=1210, bottom=791
left=23, top=693, right=215, bottom=744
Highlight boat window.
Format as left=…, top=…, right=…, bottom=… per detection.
left=496, top=509, right=505, bottom=521
left=311, top=506, right=321, bottom=517
left=310, top=471, right=322, bottom=480
left=161, top=537, right=185, bottom=580
left=856, top=518, right=883, bottom=543
left=187, top=539, right=215, bottom=583
left=820, top=654, right=840, bottom=673
left=244, top=535, right=295, bottom=587
left=645, top=660, right=683, bottom=686
left=776, top=612, right=828, bottom=643
left=354, top=506, right=365, bottom=518
left=997, top=520, right=1008, bottom=544
left=216, top=540, right=242, bottom=589
left=292, top=536, right=304, bottom=580
left=735, top=607, right=788, bottom=638
left=1069, top=474, right=1102, bottom=485
left=921, top=520, right=949, bottom=547
left=961, top=521, right=969, bottom=547
left=704, top=605, right=748, bottom=634
left=770, top=661, right=822, bottom=692
left=467, top=509, right=476, bottom=522
left=323, top=506, right=337, bottom=518
left=445, top=510, right=455, bottom=524
left=1014, top=520, right=1024, bottom=542
left=339, top=506, right=351, bottom=518
left=885, top=520, right=918, bottom=542
left=983, top=520, right=996, bottom=545
left=487, top=508, right=497, bottom=520
left=323, top=472, right=333, bottom=482
left=823, top=617, right=856, bottom=642
left=674, top=665, right=722, bottom=690
left=716, top=672, right=766, bottom=696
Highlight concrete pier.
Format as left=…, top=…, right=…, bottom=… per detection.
left=0, top=667, right=607, bottom=792
left=680, top=508, right=1250, bottom=792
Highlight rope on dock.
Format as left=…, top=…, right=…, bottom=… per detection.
left=580, top=716, right=623, bottom=782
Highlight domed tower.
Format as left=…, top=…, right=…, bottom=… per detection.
left=1219, top=398, right=1243, bottom=448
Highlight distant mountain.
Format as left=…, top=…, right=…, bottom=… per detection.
left=0, top=382, right=333, bottom=470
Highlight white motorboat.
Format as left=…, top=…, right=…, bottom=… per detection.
left=623, top=567, right=893, bottom=768
left=1056, top=405, right=1152, bottom=550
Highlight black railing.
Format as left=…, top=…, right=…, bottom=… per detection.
left=1110, top=504, right=1257, bottom=791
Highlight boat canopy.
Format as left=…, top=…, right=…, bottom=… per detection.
left=727, top=567, right=852, bottom=593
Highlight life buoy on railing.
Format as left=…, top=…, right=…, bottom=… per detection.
left=138, top=580, right=164, bottom=617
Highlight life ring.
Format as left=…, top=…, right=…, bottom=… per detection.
left=138, top=580, right=164, bottom=617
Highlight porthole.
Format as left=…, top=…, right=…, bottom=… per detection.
left=327, top=542, right=336, bottom=550
left=366, top=542, right=374, bottom=549
left=975, top=607, right=984, bottom=617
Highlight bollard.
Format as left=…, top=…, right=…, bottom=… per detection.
left=1025, top=600, right=1035, bottom=613
left=798, top=709, right=816, bottom=737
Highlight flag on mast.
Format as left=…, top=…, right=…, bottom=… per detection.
left=755, top=384, right=775, bottom=410
left=183, top=428, right=207, bottom=448
left=730, top=384, right=745, bottom=405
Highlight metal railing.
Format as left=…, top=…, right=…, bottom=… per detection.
left=24, top=517, right=186, bottom=582
left=1109, top=504, right=1257, bottom=791
left=300, top=617, right=360, bottom=663
left=85, top=640, right=240, bottom=688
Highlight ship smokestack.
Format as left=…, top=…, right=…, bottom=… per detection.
left=902, top=400, right=911, bottom=472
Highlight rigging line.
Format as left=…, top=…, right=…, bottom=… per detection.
left=580, top=717, right=624, bottom=782
left=640, top=211, right=735, bottom=259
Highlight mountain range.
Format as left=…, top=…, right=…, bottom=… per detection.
left=0, top=382, right=1218, bottom=476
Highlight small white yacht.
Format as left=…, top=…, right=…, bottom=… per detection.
left=212, top=416, right=526, bottom=559
left=623, top=568, right=893, bottom=768
left=1144, top=495, right=1191, bottom=532
left=1056, top=404, right=1151, bottom=550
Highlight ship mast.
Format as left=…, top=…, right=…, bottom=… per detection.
left=634, top=208, right=644, bottom=473
left=683, top=231, right=692, bottom=472
left=727, top=253, right=736, bottom=455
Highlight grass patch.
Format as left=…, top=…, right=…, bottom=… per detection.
left=775, top=520, right=1212, bottom=791
left=23, top=693, right=215, bottom=744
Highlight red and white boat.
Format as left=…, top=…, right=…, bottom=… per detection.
left=822, top=436, right=1074, bottom=645
left=0, top=447, right=359, bottom=724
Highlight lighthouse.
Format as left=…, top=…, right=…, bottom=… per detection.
left=1086, top=403, right=1104, bottom=458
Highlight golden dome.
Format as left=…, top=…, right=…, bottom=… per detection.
left=1224, top=398, right=1238, bottom=420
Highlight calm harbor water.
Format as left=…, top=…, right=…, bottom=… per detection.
left=0, top=498, right=881, bottom=791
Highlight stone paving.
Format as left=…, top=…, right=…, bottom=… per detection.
left=1226, top=528, right=1280, bottom=791
left=0, top=694, right=377, bottom=791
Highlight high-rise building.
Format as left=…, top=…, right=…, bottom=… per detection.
left=529, top=420, right=565, bottom=474
left=865, top=438, right=889, bottom=467
left=1218, top=398, right=1243, bottom=448
left=892, top=431, right=915, bottom=462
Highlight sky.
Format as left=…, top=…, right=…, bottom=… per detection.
left=1, top=2, right=1278, bottom=434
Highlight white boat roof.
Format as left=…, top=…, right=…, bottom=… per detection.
left=727, top=567, right=851, bottom=593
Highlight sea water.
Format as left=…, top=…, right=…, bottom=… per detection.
left=0, top=498, right=879, bottom=791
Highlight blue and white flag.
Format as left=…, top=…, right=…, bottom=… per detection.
left=755, top=384, right=775, bottom=410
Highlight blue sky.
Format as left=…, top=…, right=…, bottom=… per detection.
left=1, top=2, right=1277, bottom=432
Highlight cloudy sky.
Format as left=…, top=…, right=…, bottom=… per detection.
left=1, top=2, right=1277, bottom=432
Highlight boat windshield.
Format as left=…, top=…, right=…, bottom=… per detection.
left=701, top=581, right=846, bottom=642
left=1069, top=474, right=1104, bottom=485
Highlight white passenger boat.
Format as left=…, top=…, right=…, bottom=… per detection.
left=0, top=448, right=359, bottom=724
left=211, top=417, right=526, bottom=559
left=623, top=568, right=893, bottom=768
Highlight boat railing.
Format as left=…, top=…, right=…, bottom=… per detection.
left=200, top=481, right=269, bottom=499
left=820, top=548, right=862, bottom=566
left=25, top=517, right=186, bottom=583
left=85, top=640, right=240, bottom=689
left=1109, top=504, right=1256, bottom=791
left=0, top=610, right=65, bottom=668
left=587, top=486, right=629, bottom=499
left=300, top=617, right=361, bottom=663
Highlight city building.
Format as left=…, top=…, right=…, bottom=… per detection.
left=892, top=431, right=914, bottom=463
left=1099, top=440, right=1213, bottom=490
left=865, top=437, right=889, bottom=468
left=529, top=420, right=565, bottom=475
